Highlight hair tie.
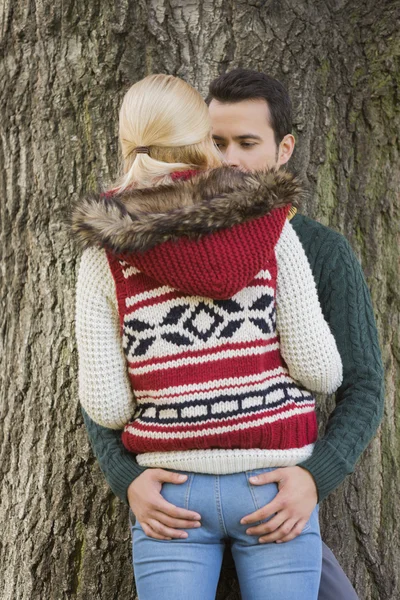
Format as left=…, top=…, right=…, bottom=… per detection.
left=134, top=146, right=150, bottom=154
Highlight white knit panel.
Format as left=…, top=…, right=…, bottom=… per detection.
left=275, top=220, right=343, bottom=394
left=136, top=445, right=315, bottom=473
left=75, top=247, right=136, bottom=429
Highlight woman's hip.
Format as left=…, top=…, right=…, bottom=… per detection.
left=131, top=467, right=319, bottom=545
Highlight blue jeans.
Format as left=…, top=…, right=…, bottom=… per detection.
left=130, top=468, right=322, bottom=600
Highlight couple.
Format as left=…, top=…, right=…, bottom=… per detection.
left=72, top=69, right=384, bottom=600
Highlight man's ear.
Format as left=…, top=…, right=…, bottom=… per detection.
left=277, top=134, right=295, bottom=166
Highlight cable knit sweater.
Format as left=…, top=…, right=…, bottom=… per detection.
left=77, top=211, right=384, bottom=504
left=73, top=168, right=343, bottom=476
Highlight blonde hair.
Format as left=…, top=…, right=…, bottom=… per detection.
left=112, top=74, right=223, bottom=192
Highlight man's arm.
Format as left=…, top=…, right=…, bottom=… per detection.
left=295, top=218, right=385, bottom=502
left=81, top=406, right=148, bottom=504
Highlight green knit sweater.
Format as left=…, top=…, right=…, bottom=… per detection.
left=80, top=213, right=384, bottom=504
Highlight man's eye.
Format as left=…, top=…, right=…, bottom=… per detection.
left=241, top=142, right=256, bottom=148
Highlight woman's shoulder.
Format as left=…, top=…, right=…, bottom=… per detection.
left=79, top=245, right=109, bottom=271
left=77, top=246, right=116, bottom=298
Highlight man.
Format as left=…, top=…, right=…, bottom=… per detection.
left=80, top=69, right=384, bottom=599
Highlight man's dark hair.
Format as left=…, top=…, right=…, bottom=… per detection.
left=206, top=68, right=292, bottom=146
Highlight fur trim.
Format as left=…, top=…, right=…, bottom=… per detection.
left=71, top=167, right=304, bottom=254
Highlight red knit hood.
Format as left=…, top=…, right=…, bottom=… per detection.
left=71, top=167, right=302, bottom=299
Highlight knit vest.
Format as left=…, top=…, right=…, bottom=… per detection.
left=105, top=204, right=318, bottom=468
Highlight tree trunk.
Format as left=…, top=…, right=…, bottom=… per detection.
left=0, top=1, right=399, bottom=599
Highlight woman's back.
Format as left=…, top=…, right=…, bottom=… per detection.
left=72, top=166, right=342, bottom=473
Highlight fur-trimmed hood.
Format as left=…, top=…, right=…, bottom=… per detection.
left=71, top=167, right=302, bottom=254
left=71, top=167, right=303, bottom=299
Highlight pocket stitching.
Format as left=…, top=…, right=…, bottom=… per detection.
left=184, top=473, right=194, bottom=510
left=245, top=472, right=264, bottom=527
left=246, top=472, right=312, bottom=535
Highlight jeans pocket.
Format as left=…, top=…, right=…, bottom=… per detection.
left=159, top=471, right=194, bottom=511
left=245, top=468, right=279, bottom=526
left=131, top=472, right=194, bottom=539
left=245, top=468, right=312, bottom=534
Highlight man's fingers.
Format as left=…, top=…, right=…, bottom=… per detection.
left=248, top=468, right=284, bottom=486
left=240, top=497, right=281, bottom=524
left=156, top=497, right=201, bottom=521
left=245, top=512, right=287, bottom=536
left=154, top=469, right=189, bottom=484
left=276, top=520, right=307, bottom=543
left=141, top=522, right=172, bottom=540
left=258, top=519, right=297, bottom=543
left=153, top=510, right=201, bottom=530
left=147, top=518, right=188, bottom=539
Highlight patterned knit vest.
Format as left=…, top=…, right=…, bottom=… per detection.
left=105, top=203, right=318, bottom=462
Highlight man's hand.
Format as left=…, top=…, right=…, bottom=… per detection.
left=127, top=469, right=202, bottom=540
left=240, top=466, right=318, bottom=544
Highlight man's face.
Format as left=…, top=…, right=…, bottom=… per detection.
left=208, top=98, right=293, bottom=172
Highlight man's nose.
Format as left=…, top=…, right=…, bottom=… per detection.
left=223, top=146, right=240, bottom=168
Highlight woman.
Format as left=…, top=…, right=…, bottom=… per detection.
left=72, top=74, right=342, bottom=600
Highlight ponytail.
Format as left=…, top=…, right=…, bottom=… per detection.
left=109, top=74, right=222, bottom=193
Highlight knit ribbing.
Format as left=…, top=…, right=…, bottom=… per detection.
left=135, top=446, right=315, bottom=473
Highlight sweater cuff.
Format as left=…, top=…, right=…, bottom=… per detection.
left=298, top=440, right=354, bottom=503
left=106, top=451, right=149, bottom=505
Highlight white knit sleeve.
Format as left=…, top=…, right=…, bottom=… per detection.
left=75, top=247, right=136, bottom=429
left=275, top=220, right=343, bottom=394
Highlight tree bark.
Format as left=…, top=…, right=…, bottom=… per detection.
left=0, top=1, right=399, bottom=599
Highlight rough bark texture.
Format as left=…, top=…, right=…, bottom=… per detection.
left=0, top=1, right=399, bottom=599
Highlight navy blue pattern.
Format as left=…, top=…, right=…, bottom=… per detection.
left=123, top=293, right=276, bottom=357
left=135, top=381, right=313, bottom=424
